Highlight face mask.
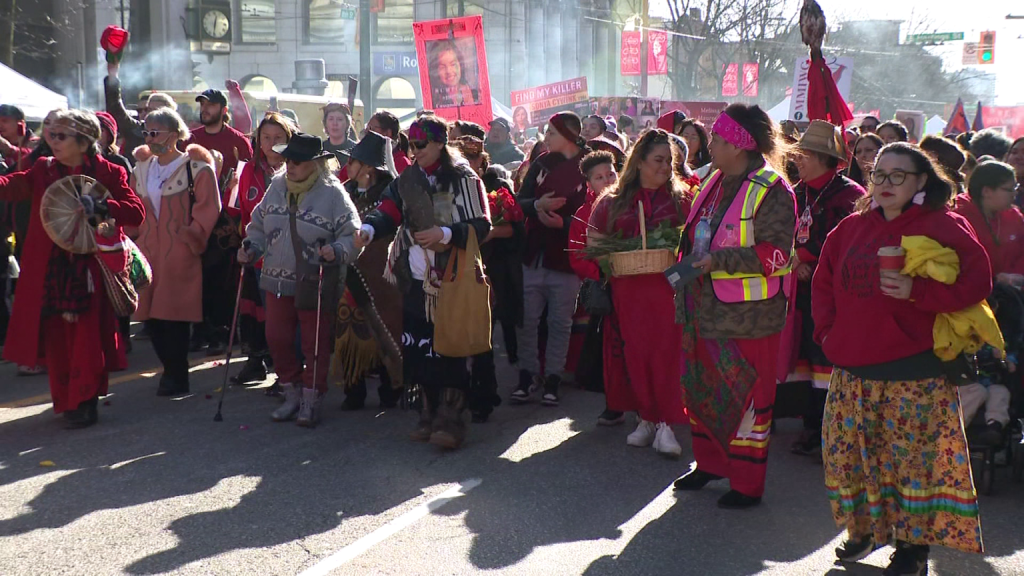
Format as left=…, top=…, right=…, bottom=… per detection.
left=149, top=136, right=172, bottom=155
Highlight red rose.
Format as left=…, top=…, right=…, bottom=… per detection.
left=101, top=26, right=129, bottom=63
left=101, top=26, right=129, bottom=53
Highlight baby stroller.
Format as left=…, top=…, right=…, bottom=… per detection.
left=967, top=283, right=1024, bottom=494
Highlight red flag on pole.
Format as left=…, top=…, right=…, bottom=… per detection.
left=972, top=101, right=985, bottom=132
left=805, top=58, right=854, bottom=125
left=944, top=98, right=969, bottom=136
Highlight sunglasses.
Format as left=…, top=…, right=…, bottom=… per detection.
left=869, top=170, right=922, bottom=186
left=409, top=140, right=431, bottom=150
left=50, top=132, right=73, bottom=142
left=141, top=130, right=168, bottom=138
left=286, top=158, right=307, bottom=166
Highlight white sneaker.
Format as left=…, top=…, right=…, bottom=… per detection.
left=654, top=423, right=682, bottom=458
left=627, top=420, right=657, bottom=447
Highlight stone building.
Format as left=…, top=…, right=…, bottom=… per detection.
left=13, top=0, right=669, bottom=117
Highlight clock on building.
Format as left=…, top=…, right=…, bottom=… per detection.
left=202, top=9, right=230, bottom=39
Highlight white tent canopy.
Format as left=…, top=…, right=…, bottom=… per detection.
left=0, top=64, right=69, bottom=122
left=925, top=115, right=947, bottom=137
left=767, top=96, right=791, bottom=122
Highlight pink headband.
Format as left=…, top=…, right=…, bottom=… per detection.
left=712, top=113, right=757, bottom=151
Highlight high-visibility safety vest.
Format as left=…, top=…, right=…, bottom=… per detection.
left=684, top=166, right=793, bottom=303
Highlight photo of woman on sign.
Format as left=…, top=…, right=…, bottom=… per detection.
left=513, top=106, right=530, bottom=133
left=428, top=39, right=480, bottom=108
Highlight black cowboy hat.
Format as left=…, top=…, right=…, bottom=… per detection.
left=272, top=132, right=334, bottom=163
left=338, top=131, right=390, bottom=171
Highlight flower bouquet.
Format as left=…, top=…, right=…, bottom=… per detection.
left=487, top=187, right=523, bottom=226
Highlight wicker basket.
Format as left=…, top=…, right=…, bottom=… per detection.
left=607, top=200, right=677, bottom=277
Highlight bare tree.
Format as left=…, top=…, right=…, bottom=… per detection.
left=662, top=0, right=798, bottom=102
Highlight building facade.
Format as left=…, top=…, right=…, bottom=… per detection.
left=20, top=0, right=668, bottom=118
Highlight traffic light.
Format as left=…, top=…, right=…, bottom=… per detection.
left=978, top=31, right=996, bottom=64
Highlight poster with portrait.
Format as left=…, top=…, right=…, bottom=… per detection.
left=510, top=77, right=590, bottom=134
left=412, top=16, right=493, bottom=125
left=894, top=110, right=926, bottom=143
left=638, top=98, right=660, bottom=130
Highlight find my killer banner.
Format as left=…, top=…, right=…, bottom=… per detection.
left=510, top=77, right=591, bottom=133
left=412, top=15, right=493, bottom=125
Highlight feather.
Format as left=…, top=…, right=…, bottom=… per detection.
left=800, top=0, right=827, bottom=54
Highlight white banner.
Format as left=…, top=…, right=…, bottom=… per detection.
left=788, top=56, right=854, bottom=121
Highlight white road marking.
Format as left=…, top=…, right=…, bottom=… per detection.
left=297, top=478, right=483, bottom=576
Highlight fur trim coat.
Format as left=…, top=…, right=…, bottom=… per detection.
left=129, top=144, right=221, bottom=322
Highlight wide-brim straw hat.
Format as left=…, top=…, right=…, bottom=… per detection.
left=797, top=120, right=848, bottom=162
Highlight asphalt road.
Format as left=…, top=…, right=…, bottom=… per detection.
left=1, top=331, right=1023, bottom=576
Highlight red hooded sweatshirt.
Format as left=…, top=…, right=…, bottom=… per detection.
left=812, top=204, right=991, bottom=369
left=953, top=193, right=1024, bottom=277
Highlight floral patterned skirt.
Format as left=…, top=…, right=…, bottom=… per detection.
left=823, top=369, right=983, bottom=554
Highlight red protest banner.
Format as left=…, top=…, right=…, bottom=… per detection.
left=982, top=106, right=1024, bottom=139
left=722, top=63, right=739, bottom=97
left=621, top=31, right=642, bottom=76
left=622, top=30, right=669, bottom=76
left=511, top=77, right=590, bottom=132
left=660, top=101, right=729, bottom=126
left=649, top=30, right=668, bottom=75
left=412, top=15, right=493, bottom=125
left=742, top=62, right=759, bottom=97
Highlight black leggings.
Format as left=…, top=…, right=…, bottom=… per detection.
left=149, top=319, right=192, bottom=383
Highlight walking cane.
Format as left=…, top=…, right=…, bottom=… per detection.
left=311, top=239, right=328, bottom=401
left=214, top=240, right=250, bottom=422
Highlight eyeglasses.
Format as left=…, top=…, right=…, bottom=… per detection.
left=50, top=132, right=72, bottom=142
left=409, top=140, right=429, bottom=150
left=998, top=184, right=1020, bottom=194
left=141, top=130, right=167, bottom=138
left=869, top=170, right=922, bottom=186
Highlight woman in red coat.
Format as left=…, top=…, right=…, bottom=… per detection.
left=234, top=112, right=294, bottom=386
left=813, top=143, right=987, bottom=571
left=589, top=130, right=692, bottom=457
left=0, top=110, right=145, bottom=428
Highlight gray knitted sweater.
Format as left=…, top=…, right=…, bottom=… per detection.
left=245, top=171, right=362, bottom=297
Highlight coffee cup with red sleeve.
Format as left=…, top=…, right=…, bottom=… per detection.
left=877, top=246, right=906, bottom=274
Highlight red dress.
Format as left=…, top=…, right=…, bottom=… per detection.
left=0, top=156, right=145, bottom=411
left=590, top=187, right=689, bottom=424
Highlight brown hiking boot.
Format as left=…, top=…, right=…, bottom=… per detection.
left=429, top=389, right=467, bottom=450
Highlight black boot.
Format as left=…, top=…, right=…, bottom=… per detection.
left=341, top=380, right=367, bottom=411
left=883, top=541, right=929, bottom=576
left=430, top=388, right=467, bottom=450
left=673, top=467, right=724, bottom=491
left=156, top=374, right=189, bottom=397
left=64, top=397, right=98, bottom=429
left=232, top=356, right=268, bottom=385
left=717, top=490, right=762, bottom=510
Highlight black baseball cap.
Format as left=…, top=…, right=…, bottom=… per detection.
left=489, top=117, right=511, bottom=132
left=195, top=89, right=228, bottom=106
left=0, top=104, right=25, bottom=121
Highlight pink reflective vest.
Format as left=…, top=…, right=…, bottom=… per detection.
left=685, top=166, right=792, bottom=303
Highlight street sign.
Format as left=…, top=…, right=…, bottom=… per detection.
left=963, top=42, right=978, bottom=65
left=907, top=32, right=965, bottom=43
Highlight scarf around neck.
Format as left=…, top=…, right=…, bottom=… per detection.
left=285, top=166, right=322, bottom=204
